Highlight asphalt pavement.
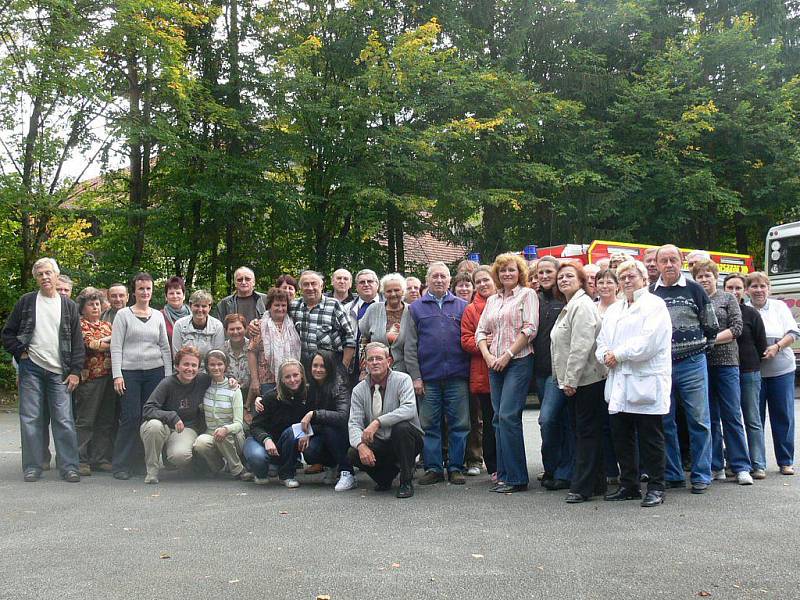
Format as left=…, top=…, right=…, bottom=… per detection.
left=1, top=403, right=799, bottom=600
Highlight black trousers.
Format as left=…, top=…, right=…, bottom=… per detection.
left=610, top=411, right=666, bottom=492
left=348, top=421, right=423, bottom=487
left=475, top=393, right=496, bottom=474
left=568, top=380, right=607, bottom=497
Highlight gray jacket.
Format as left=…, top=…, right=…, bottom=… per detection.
left=358, top=302, right=410, bottom=373
left=348, top=370, right=422, bottom=448
left=550, top=289, right=607, bottom=389
left=215, top=291, right=267, bottom=323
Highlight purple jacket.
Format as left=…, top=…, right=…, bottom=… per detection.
left=402, top=291, right=469, bottom=381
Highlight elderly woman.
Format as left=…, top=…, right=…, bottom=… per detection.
left=724, top=274, right=768, bottom=478
left=171, top=290, right=225, bottom=367
left=551, top=262, right=607, bottom=503
left=405, top=277, right=422, bottom=303
left=461, top=265, right=497, bottom=480
left=359, top=273, right=410, bottom=374
left=111, top=272, right=172, bottom=480
left=692, top=260, right=752, bottom=485
left=476, top=253, right=539, bottom=493
left=74, top=288, right=116, bottom=476
left=192, top=350, right=253, bottom=480
left=276, top=274, right=298, bottom=299
left=244, top=359, right=311, bottom=488
left=596, top=261, right=672, bottom=507
left=747, top=272, right=799, bottom=475
left=248, top=287, right=301, bottom=403
left=161, top=276, right=190, bottom=341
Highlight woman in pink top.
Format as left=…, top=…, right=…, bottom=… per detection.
left=476, top=253, right=539, bottom=493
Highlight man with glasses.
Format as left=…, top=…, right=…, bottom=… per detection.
left=215, top=266, right=267, bottom=328
left=344, top=269, right=380, bottom=386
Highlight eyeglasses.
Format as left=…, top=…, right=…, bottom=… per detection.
left=357, top=280, right=377, bottom=285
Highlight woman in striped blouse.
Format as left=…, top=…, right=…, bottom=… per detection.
left=476, top=253, right=539, bottom=493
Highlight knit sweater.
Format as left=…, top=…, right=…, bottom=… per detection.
left=202, top=380, right=244, bottom=435
left=110, top=308, right=173, bottom=378
left=650, top=277, right=719, bottom=361
left=707, top=291, right=742, bottom=367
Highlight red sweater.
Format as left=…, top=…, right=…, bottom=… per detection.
left=461, top=293, right=490, bottom=395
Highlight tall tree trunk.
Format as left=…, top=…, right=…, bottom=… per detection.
left=19, top=94, right=44, bottom=287
left=386, top=203, right=397, bottom=271
left=127, top=49, right=145, bottom=271
left=396, top=218, right=405, bottom=274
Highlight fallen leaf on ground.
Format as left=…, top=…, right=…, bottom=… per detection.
left=471, top=554, right=484, bottom=559
left=228, top=579, right=239, bottom=584
left=697, top=592, right=711, bottom=597
left=279, top=510, right=289, bottom=515
left=150, top=493, right=160, bottom=497
left=159, top=553, right=171, bottom=559
left=316, top=595, right=331, bottom=600
left=391, top=563, right=401, bottom=568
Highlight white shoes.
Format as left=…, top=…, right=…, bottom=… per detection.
left=283, top=478, right=300, bottom=489
left=334, top=471, right=357, bottom=491
left=253, top=475, right=270, bottom=485
left=323, top=466, right=337, bottom=485
left=736, top=471, right=754, bottom=485
left=466, top=466, right=481, bottom=476
left=712, top=470, right=727, bottom=481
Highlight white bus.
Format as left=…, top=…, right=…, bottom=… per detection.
left=766, top=221, right=800, bottom=370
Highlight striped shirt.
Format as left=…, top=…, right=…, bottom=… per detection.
left=475, top=285, right=539, bottom=358
left=289, top=295, right=356, bottom=359
left=202, top=381, right=244, bottom=435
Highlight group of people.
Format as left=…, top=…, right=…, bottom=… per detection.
left=3, top=245, right=796, bottom=506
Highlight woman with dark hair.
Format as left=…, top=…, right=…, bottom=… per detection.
left=452, top=271, right=475, bottom=303
left=244, top=359, right=310, bottom=488
left=111, top=272, right=172, bottom=480
left=595, top=269, right=619, bottom=318
left=724, top=274, right=768, bottom=478
left=296, top=350, right=355, bottom=491
left=551, top=262, right=607, bottom=503
left=276, top=274, right=298, bottom=299
left=161, top=276, right=189, bottom=341
left=74, top=288, right=115, bottom=475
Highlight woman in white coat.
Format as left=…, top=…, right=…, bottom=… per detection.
left=595, top=260, right=672, bottom=508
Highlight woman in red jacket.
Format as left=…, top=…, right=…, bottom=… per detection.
left=461, top=265, right=498, bottom=480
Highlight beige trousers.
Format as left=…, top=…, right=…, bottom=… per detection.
left=193, top=431, right=246, bottom=475
left=140, top=419, right=198, bottom=477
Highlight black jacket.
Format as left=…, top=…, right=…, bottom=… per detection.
left=2, top=291, right=84, bottom=378
left=307, top=374, right=350, bottom=430
left=250, top=388, right=308, bottom=444
left=533, top=289, right=565, bottom=377
left=738, top=303, right=768, bottom=373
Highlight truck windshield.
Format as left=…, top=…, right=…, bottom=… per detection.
left=769, top=235, right=800, bottom=275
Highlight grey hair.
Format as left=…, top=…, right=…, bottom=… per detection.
left=656, top=244, right=683, bottom=260
left=616, top=260, right=648, bottom=280
left=57, top=274, right=74, bottom=286
left=380, top=272, right=406, bottom=294
left=356, top=269, right=378, bottom=283
left=364, top=341, right=390, bottom=358
left=189, top=289, right=214, bottom=305
left=32, top=257, right=60, bottom=277
left=686, top=249, right=711, bottom=262
left=425, top=261, right=450, bottom=279
left=332, top=268, right=352, bottom=280
left=299, top=270, right=325, bottom=285
left=234, top=266, right=255, bottom=280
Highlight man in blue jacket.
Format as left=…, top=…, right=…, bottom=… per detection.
left=403, top=261, right=470, bottom=485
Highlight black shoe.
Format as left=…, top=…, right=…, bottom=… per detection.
left=23, top=470, right=41, bottom=482
left=565, top=492, right=588, bottom=504
left=396, top=481, right=414, bottom=499
left=665, top=479, right=686, bottom=489
left=374, top=482, right=392, bottom=492
left=63, top=470, right=80, bottom=483
left=640, top=473, right=650, bottom=483
left=641, top=490, right=665, bottom=507
left=543, top=478, right=570, bottom=491
left=538, top=471, right=554, bottom=485
left=113, top=471, right=131, bottom=480
left=604, top=487, right=642, bottom=501
left=690, top=482, right=709, bottom=494
left=493, top=483, right=527, bottom=493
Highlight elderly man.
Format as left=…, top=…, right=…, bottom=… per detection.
left=56, top=274, right=74, bottom=298
left=326, top=268, right=354, bottom=304
left=584, top=264, right=600, bottom=299
left=345, top=269, right=380, bottom=383
left=215, top=266, right=267, bottom=326
left=643, top=248, right=660, bottom=285
left=102, top=282, right=128, bottom=323
left=348, top=342, right=423, bottom=498
left=405, top=277, right=422, bottom=303
left=403, top=261, right=470, bottom=485
left=686, top=250, right=711, bottom=271
left=289, top=270, right=356, bottom=370
left=2, top=258, right=84, bottom=482
left=650, top=244, right=719, bottom=494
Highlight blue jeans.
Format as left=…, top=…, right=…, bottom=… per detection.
left=302, top=425, right=353, bottom=473
left=112, top=367, right=164, bottom=473
left=243, top=436, right=270, bottom=478
left=489, top=355, right=534, bottom=486
left=760, top=371, right=796, bottom=467
left=243, top=427, right=299, bottom=479
left=708, top=365, right=751, bottom=473
left=419, top=377, right=470, bottom=473
left=18, top=358, right=79, bottom=475
left=739, top=370, right=765, bottom=470
left=537, top=375, right=574, bottom=481
left=663, top=354, right=712, bottom=484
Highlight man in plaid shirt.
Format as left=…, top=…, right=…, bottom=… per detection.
left=290, top=270, right=356, bottom=372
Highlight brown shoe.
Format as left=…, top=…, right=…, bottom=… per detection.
left=95, top=462, right=113, bottom=472
left=780, top=465, right=795, bottom=476
left=418, top=471, right=445, bottom=485
left=78, top=463, right=92, bottom=477
left=304, top=463, right=324, bottom=475
left=448, top=471, right=466, bottom=485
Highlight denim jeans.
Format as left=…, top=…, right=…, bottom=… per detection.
left=243, top=436, right=270, bottom=478
left=18, top=358, right=79, bottom=475
left=708, top=365, right=751, bottom=474
left=302, top=425, right=353, bottom=473
left=112, top=367, right=165, bottom=474
left=537, top=375, right=574, bottom=481
left=760, top=371, right=796, bottom=467
left=419, top=377, right=470, bottom=473
left=489, top=355, right=533, bottom=486
left=739, top=370, right=765, bottom=471
left=663, top=353, right=712, bottom=484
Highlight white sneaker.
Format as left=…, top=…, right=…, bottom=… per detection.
left=334, top=471, right=357, bottom=491
left=323, top=466, right=337, bottom=485
left=466, top=466, right=481, bottom=476
left=283, top=478, right=300, bottom=489
left=253, top=475, right=270, bottom=485
left=712, top=470, right=727, bottom=481
left=736, top=471, right=754, bottom=485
